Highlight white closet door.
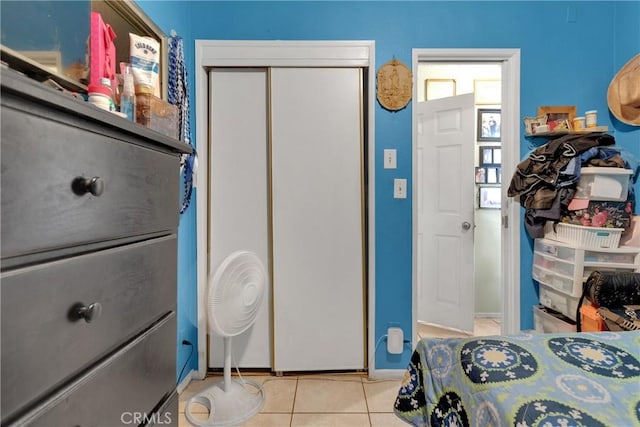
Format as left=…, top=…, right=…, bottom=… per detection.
left=208, top=68, right=271, bottom=368
left=271, top=68, right=364, bottom=371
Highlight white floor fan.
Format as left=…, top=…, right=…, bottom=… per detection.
left=185, top=251, right=267, bottom=426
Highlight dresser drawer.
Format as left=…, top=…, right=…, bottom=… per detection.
left=14, top=313, right=176, bottom=427
left=1, top=236, right=176, bottom=421
left=1, top=105, right=179, bottom=259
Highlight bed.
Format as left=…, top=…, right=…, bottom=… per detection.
left=394, top=331, right=640, bottom=426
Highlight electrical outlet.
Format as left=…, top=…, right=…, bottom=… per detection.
left=394, top=178, right=407, bottom=199
left=387, top=327, right=404, bottom=354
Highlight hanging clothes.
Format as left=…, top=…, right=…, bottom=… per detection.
left=508, top=132, right=615, bottom=209
left=168, top=31, right=196, bottom=215
left=508, top=132, right=619, bottom=239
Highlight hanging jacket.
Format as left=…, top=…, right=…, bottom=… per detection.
left=508, top=132, right=615, bottom=209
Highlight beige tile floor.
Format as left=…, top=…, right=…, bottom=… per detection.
left=179, top=373, right=405, bottom=427
left=179, top=318, right=501, bottom=427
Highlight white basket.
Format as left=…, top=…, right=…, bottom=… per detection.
left=544, top=222, right=622, bottom=249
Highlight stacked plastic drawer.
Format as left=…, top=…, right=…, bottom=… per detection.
left=532, top=238, right=640, bottom=332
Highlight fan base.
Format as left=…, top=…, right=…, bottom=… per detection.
left=185, top=378, right=265, bottom=427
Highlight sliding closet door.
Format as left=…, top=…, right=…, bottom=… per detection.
left=271, top=68, right=365, bottom=371
left=208, top=68, right=271, bottom=368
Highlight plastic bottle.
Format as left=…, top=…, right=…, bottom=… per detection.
left=120, top=70, right=136, bottom=122
left=88, top=82, right=115, bottom=112
left=99, top=77, right=116, bottom=111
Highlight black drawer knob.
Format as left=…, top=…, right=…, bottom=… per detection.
left=69, top=302, right=103, bottom=323
left=71, top=176, right=104, bottom=197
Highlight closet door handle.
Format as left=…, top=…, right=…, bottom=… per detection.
left=71, top=176, right=104, bottom=197
left=69, top=302, right=103, bottom=323
left=462, top=221, right=471, bottom=230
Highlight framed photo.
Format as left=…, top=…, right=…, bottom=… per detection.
left=523, top=115, right=548, bottom=135
left=474, top=79, right=501, bottom=105
left=486, top=167, right=501, bottom=184
left=537, top=105, right=577, bottom=132
left=425, top=78, right=456, bottom=101
left=479, top=186, right=501, bottom=209
left=477, top=108, right=501, bottom=142
left=475, top=167, right=486, bottom=184
left=492, top=148, right=501, bottom=164
left=479, top=146, right=501, bottom=166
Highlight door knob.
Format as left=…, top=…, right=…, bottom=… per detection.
left=462, top=221, right=471, bottom=230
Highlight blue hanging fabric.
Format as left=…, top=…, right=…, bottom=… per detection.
left=168, top=30, right=196, bottom=215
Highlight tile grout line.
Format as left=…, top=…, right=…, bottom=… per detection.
left=361, top=376, right=374, bottom=427
left=289, top=377, right=298, bottom=426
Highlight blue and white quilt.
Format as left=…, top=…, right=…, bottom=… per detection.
left=394, top=331, right=640, bottom=426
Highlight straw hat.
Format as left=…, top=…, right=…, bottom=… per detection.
left=607, top=53, right=640, bottom=126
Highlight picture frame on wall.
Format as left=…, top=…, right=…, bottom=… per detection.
left=425, top=78, right=456, bottom=101
left=474, top=79, right=501, bottom=105
left=486, top=167, right=500, bottom=184
left=475, top=167, right=486, bottom=184
left=477, top=108, right=501, bottom=142
left=479, top=186, right=501, bottom=209
left=479, top=146, right=501, bottom=166
left=537, top=105, right=577, bottom=132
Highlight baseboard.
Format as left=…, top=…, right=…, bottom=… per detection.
left=368, top=368, right=404, bottom=380
left=475, top=313, right=502, bottom=319
left=176, top=369, right=195, bottom=394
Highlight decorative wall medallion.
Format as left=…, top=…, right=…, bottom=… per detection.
left=376, top=58, right=413, bottom=111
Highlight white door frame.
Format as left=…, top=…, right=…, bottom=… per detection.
left=412, top=49, right=521, bottom=341
left=194, top=40, right=376, bottom=379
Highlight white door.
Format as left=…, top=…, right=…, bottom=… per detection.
left=271, top=67, right=365, bottom=371
left=208, top=68, right=271, bottom=368
left=417, top=93, right=475, bottom=333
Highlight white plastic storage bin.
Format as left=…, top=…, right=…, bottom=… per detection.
left=574, top=167, right=633, bottom=201
left=533, top=305, right=576, bottom=333
left=544, top=222, right=623, bottom=249
left=532, top=238, right=640, bottom=297
left=539, top=284, right=580, bottom=321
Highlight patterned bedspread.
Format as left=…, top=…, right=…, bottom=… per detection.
left=394, top=331, right=640, bottom=426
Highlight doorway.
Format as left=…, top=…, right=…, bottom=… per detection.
left=411, top=49, right=522, bottom=342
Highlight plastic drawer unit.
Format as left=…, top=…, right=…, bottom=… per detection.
left=533, top=238, right=640, bottom=297
left=533, top=305, right=576, bottom=333
left=533, top=238, right=640, bottom=320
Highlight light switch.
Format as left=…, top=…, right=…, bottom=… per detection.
left=394, top=178, right=407, bottom=199
left=384, top=149, right=397, bottom=169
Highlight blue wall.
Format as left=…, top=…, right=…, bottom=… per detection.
left=136, top=1, right=198, bottom=383
left=138, top=0, right=640, bottom=372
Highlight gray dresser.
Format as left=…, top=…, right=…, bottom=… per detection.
left=1, top=67, right=192, bottom=426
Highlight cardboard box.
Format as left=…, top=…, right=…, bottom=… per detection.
left=135, top=94, right=178, bottom=140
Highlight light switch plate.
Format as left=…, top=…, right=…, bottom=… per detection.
left=384, top=149, right=397, bottom=169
